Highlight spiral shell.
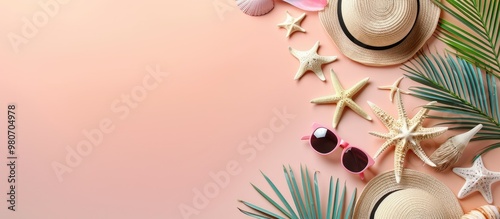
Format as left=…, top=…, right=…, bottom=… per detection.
left=236, top=0, right=274, bottom=16
left=462, top=205, right=500, bottom=219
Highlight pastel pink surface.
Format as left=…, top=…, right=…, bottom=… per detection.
left=0, top=1, right=498, bottom=219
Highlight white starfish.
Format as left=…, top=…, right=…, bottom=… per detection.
left=289, top=41, right=337, bottom=81
left=368, top=90, right=448, bottom=183
left=277, top=11, right=306, bottom=38
left=453, top=156, right=500, bottom=204
left=378, top=76, right=411, bottom=102
left=311, top=69, right=371, bottom=128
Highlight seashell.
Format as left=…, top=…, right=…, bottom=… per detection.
left=236, top=0, right=274, bottom=16
left=462, top=205, right=500, bottom=219
left=430, top=124, right=482, bottom=171
left=283, top=0, right=327, bottom=11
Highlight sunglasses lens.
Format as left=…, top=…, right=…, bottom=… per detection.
left=342, top=147, right=369, bottom=173
left=310, top=128, right=338, bottom=154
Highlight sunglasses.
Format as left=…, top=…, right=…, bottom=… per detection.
left=301, top=123, right=374, bottom=180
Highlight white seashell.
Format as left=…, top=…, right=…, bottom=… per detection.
left=462, top=205, right=500, bottom=219
left=430, top=124, right=482, bottom=171
left=236, top=0, right=274, bottom=16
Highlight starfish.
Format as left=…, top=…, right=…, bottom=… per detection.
left=378, top=76, right=411, bottom=102
left=453, top=156, right=500, bottom=204
left=368, top=90, right=448, bottom=183
left=289, top=41, right=337, bottom=81
left=311, top=69, right=372, bottom=128
left=277, top=11, right=306, bottom=38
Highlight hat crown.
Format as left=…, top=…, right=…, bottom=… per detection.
left=374, top=188, right=447, bottom=218
left=341, top=0, right=418, bottom=47
left=351, top=170, right=464, bottom=218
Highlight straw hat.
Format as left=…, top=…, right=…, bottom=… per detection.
left=319, top=0, right=441, bottom=66
left=353, top=169, right=463, bottom=219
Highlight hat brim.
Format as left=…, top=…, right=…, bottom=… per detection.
left=352, top=169, right=463, bottom=219
left=319, top=0, right=440, bottom=66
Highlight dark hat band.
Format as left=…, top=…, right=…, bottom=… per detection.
left=337, top=0, right=420, bottom=50
left=369, top=190, right=400, bottom=219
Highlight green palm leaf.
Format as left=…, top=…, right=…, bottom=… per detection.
left=433, top=0, right=500, bottom=77
left=404, top=52, right=500, bottom=160
left=239, top=165, right=356, bottom=219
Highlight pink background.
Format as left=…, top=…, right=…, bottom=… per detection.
left=1, top=0, right=499, bottom=218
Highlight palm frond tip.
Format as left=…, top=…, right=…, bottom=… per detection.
left=238, top=165, right=356, bottom=219
left=433, top=0, right=500, bottom=77
left=404, top=52, right=500, bottom=160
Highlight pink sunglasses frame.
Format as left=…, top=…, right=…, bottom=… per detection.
left=301, top=123, right=374, bottom=180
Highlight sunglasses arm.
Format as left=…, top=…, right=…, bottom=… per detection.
left=359, top=172, right=365, bottom=180
left=358, top=153, right=375, bottom=180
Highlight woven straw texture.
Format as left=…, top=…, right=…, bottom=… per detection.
left=352, top=169, right=463, bottom=219
left=319, top=0, right=440, bottom=66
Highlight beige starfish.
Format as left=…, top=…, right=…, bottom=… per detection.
left=368, top=90, right=448, bottom=183
left=289, top=41, right=337, bottom=81
left=311, top=69, right=372, bottom=128
left=378, top=76, right=411, bottom=102
left=277, top=11, right=306, bottom=38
